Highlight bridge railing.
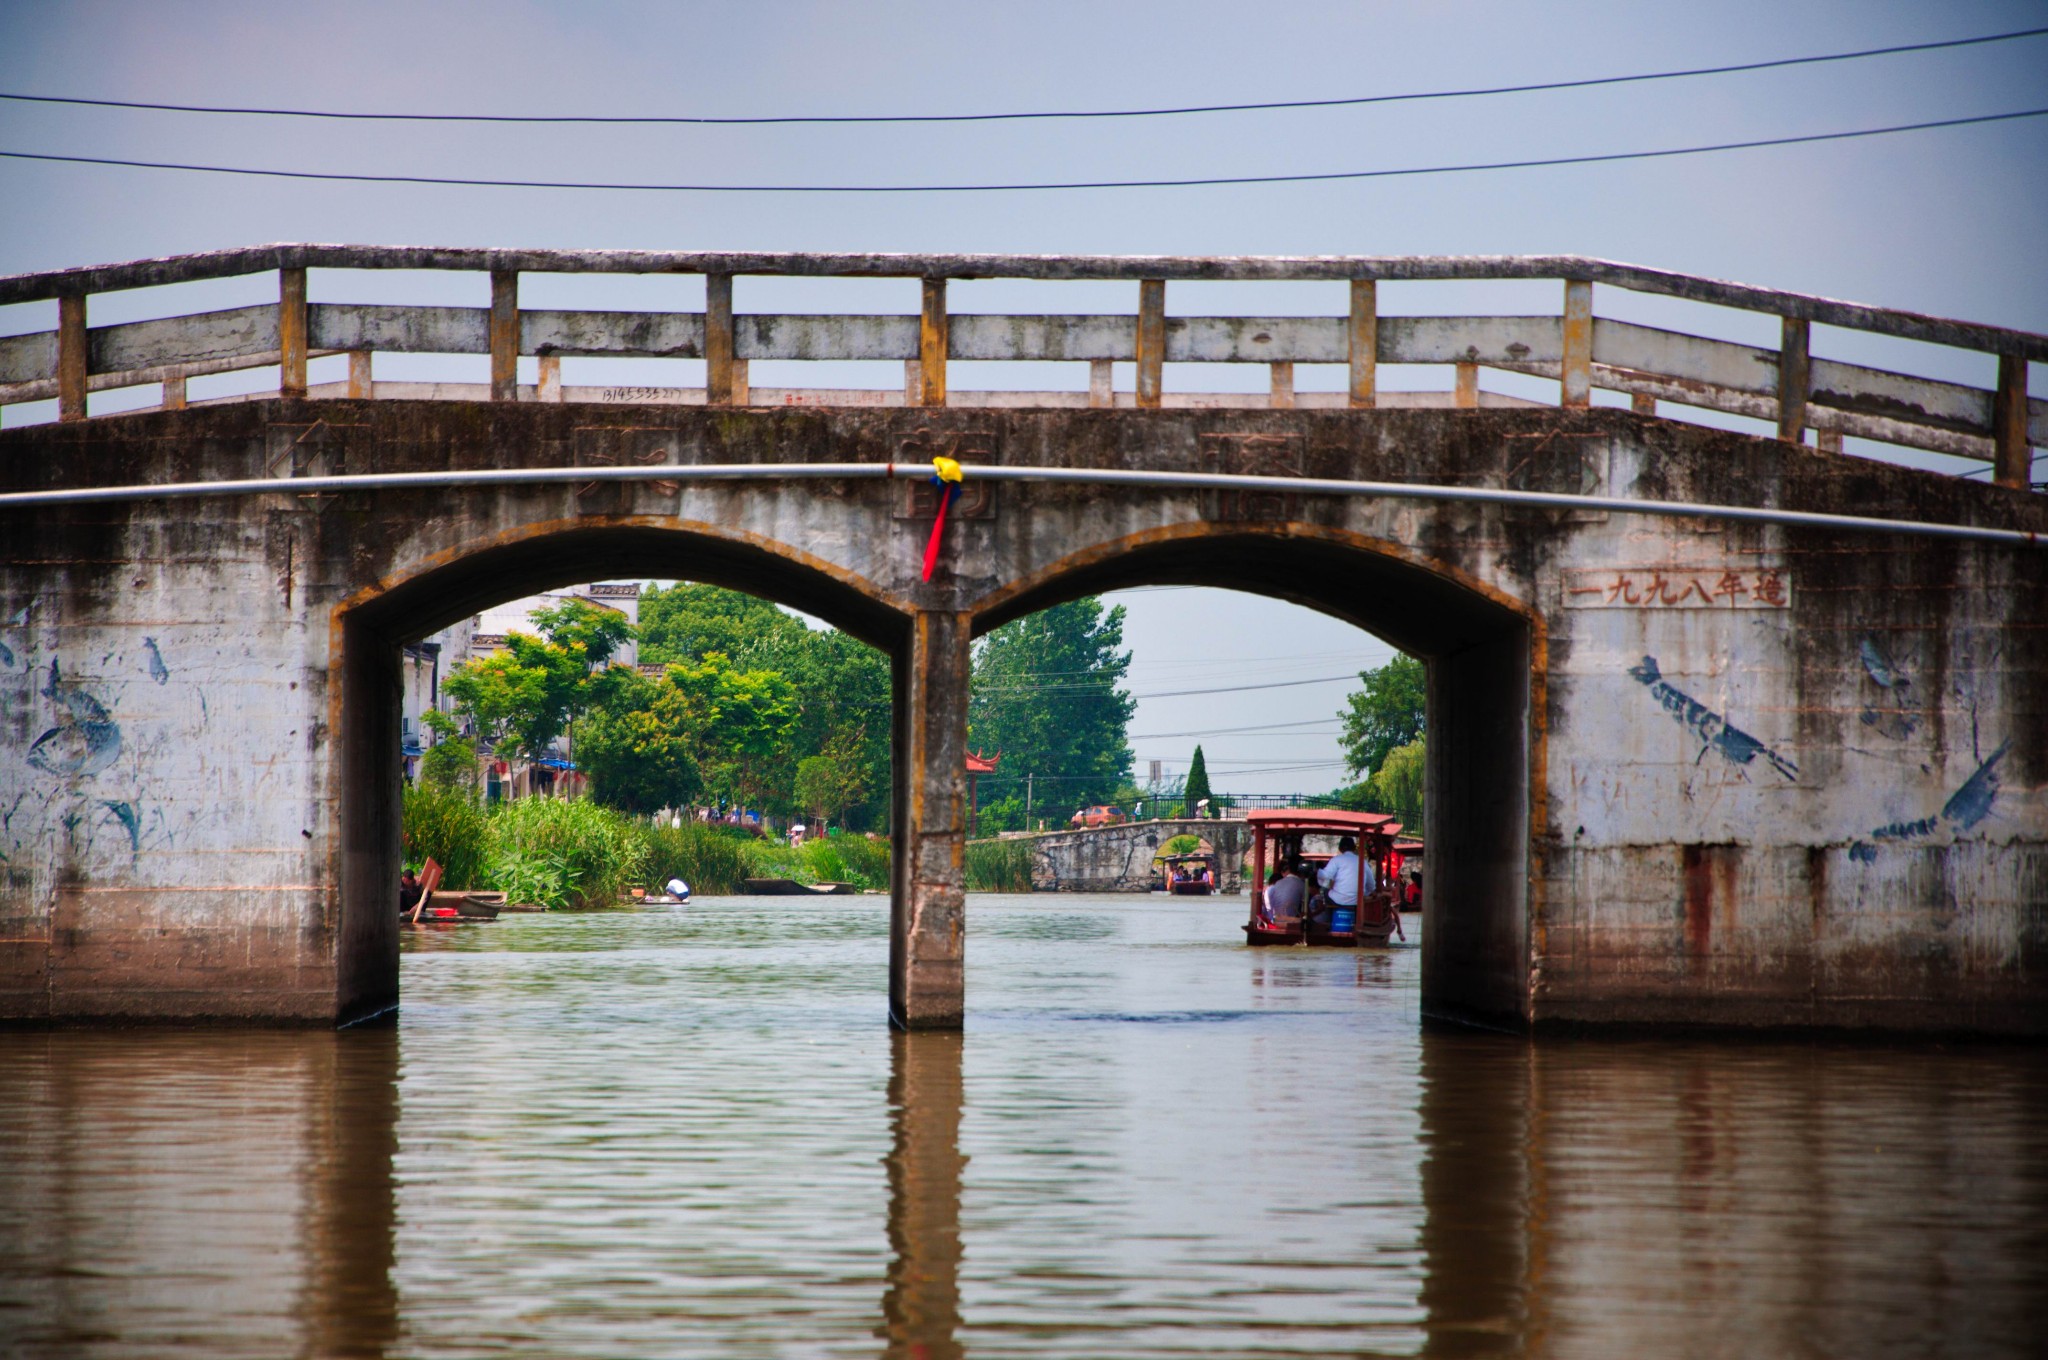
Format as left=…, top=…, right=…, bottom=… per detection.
left=0, top=247, right=2040, bottom=488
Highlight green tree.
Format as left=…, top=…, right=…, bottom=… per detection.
left=418, top=709, right=479, bottom=790
left=663, top=652, right=801, bottom=811
left=529, top=598, right=633, bottom=668
left=968, top=597, right=1135, bottom=817
left=1183, top=744, right=1213, bottom=817
left=443, top=599, right=636, bottom=760
left=1368, top=737, right=1426, bottom=825
left=793, top=727, right=875, bottom=831
left=575, top=668, right=704, bottom=814
left=975, top=794, right=1025, bottom=836
left=1340, top=653, right=1426, bottom=780
left=638, top=582, right=807, bottom=666
left=770, top=627, right=892, bottom=829
left=641, top=583, right=892, bottom=829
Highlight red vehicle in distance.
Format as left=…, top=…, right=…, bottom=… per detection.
left=1070, top=805, right=1127, bottom=828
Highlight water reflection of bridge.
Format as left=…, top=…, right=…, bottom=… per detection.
left=5, top=1014, right=2040, bottom=1354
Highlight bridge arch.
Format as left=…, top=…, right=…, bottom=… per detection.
left=332, top=516, right=915, bottom=1027
left=970, top=523, right=1538, bottom=1028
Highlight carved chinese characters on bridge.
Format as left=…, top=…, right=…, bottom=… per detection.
left=1565, top=566, right=1790, bottom=609
left=571, top=427, right=678, bottom=513
left=896, top=430, right=997, bottom=520
left=1202, top=432, right=1304, bottom=521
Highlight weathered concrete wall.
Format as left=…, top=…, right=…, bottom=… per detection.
left=1024, top=818, right=1250, bottom=893
left=3, top=399, right=2043, bottom=1032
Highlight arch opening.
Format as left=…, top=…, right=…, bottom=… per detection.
left=972, top=527, right=1536, bottom=1031
left=334, top=522, right=911, bottom=1026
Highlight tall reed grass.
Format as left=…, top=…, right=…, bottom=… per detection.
left=639, top=822, right=751, bottom=895
left=402, top=789, right=896, bottom=906
left=964, top=837, right=1036, bottom=892
left=401, top=784, right=489, bottom=890
left=482, top=796, right=648, bottom=910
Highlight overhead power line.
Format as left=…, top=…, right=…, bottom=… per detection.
left=6, top=107, right=2042, bottom=193
left=975, top=672, right=1358, bottom=700
left=1130, top=719, right=1348, bottom=739
left=2, top=27, right=2039, bottom=125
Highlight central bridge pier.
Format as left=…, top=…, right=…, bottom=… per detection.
left=2, top=248, right=2044, bottom=1036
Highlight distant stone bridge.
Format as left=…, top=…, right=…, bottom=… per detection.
left=1, top=247, right=2043, bottom=1035
left=1021, top=819, right=1252, bottom=894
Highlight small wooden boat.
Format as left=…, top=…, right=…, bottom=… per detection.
left=423, top=888, right=503, bottom=917
left=1161, top=851, right=1217, bottom=895
left=1242, top=808, right=1406, bottom=948
left=743, top=878, right=858, bottom=896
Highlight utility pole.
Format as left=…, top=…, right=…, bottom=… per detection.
left=1025, top=772, right=1033, bottom=827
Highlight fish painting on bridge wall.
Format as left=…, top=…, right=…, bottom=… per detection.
left=1850, top=741, right=2012, bottom=863
left=1627, top=656, right=1798, bottom=781
left=3, top=630, right=184, bottom=873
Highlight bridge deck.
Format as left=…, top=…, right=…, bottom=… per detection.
left=1, top=248, right=2040, bottom=489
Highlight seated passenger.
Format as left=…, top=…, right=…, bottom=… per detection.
left=1262, top=861, right=1307, bottom=923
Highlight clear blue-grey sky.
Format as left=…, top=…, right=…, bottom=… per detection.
left=3, top=0, right=2043, bottom=796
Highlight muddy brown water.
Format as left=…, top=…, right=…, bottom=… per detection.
left=2, top=894, right=2042, bottom=1358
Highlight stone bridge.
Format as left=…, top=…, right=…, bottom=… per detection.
left=1, top=247, right=2043, bottom=1035
left=1021, top=819, right=1253, bottom=894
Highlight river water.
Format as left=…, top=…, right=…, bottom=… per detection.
left=1, top=893, right=2042, bottom=1358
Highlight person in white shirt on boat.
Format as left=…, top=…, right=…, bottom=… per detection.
left=1316, top=836, right=1375, bottom=909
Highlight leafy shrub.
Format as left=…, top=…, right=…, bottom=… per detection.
left=964, top=837, right=1035, bottom=892
left=816, top=832, right=890, bottom=889
left=402, top=783, right=489, bottom=889
left=483, top=796, right=647, bottom=910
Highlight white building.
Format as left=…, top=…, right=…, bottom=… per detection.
left=470, top=581, right=640, bottom=667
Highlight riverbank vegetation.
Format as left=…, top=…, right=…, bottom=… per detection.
left=402, top=785, right=892, bottom=909
left=963, top=837, right=1035, bottom=892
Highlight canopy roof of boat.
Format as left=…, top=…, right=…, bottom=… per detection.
left=1245, top=808, right=1403, bottom=838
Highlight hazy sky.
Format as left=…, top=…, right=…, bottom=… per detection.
left=2, top=0, right=2042, bottom=798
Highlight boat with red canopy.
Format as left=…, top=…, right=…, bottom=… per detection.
left=1242, top=808, right=1406, bottom=947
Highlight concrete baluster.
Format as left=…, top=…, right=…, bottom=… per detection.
left=1089, top=359, right=1114, bottom=409
left=1136, top=279, right=1165, bottom=409
left=489, top=270, right=518, bottom=402
left=1349, top=279, right=1377, bottom=409
left=706, top=273, right=736, bottom=406
left=1270, top=361, right=1295, bottom=410
left=1993, top=354, right=2030, bottom=489
left=1778, top=317, right=1810, bottom=444
left=1455, top=362, right=1479, bottom=409
left=56, top=294, right=87, bottom=422
left=1561, top=279, right=1592, bottom=408
left=920, top=278, right=948, bottom=408
left=280, top=267, right=308, bottom=399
